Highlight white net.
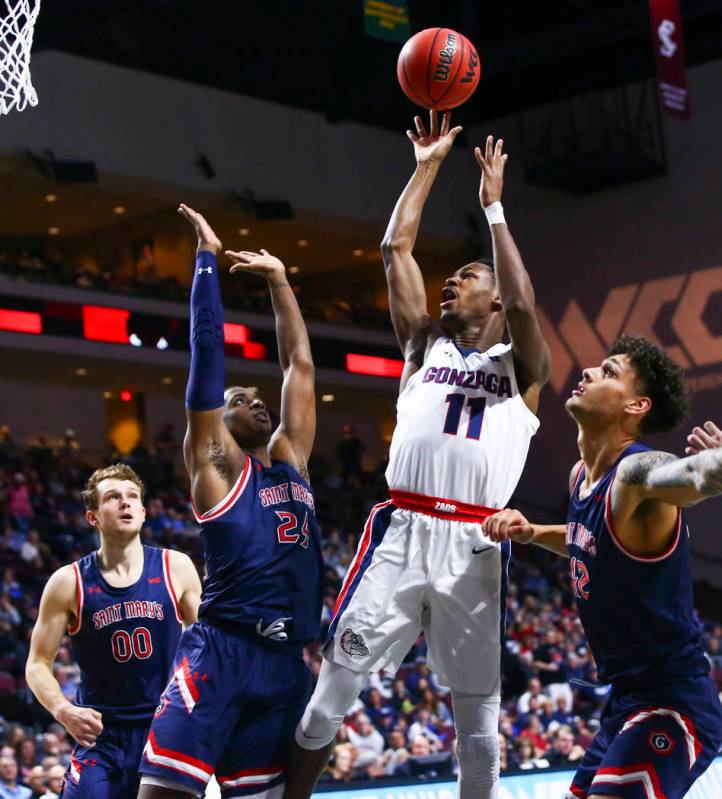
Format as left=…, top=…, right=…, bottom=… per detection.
left=0, top=0, right=41, bottom=115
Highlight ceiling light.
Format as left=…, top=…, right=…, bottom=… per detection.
left=113, top=206, right=126, bottom=215
left=161, top=376, right=173, bottom=385
left=238, top=228, right=250, bottom=236
left=297, top=239, right=308, bottom=248
left=353, top=249, right=364, bottom=257
left=321, top=394, right=335, bottom=402
left=156, top=336, right=169, bottom=350
left=103, top=390, right=112, bottom=399
left=48, top=227, right=60, bottom=236
left=129, top=333, right=143, bottom=347
left=44, top=194, right=57, bottom=203
left=288, top=265, right=300, bottom=274
left=75, top=367, right=87, bottom=376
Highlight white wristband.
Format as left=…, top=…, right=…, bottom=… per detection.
left=484, top=201, right=506, bottom=226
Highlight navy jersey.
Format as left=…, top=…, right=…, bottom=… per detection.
left=68, top=546, right=183, bottom=723
left=194, top=455, right=323, bottom=649
left=566, top=442, right=709, bottom=687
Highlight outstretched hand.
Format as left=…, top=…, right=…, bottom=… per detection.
left=474, top=135, right=508, bottom=209
left=482, top=508, right=534, bottom=544
left=178, top=203, right=222, bottom=255
left=685, top=421, right=722, bottom=455
left=226, top=249, right=286, bottom=283
left=407, top=110, right=463, bottom=165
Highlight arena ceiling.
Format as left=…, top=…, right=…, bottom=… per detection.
left=33, top=0, right=722, bottom=131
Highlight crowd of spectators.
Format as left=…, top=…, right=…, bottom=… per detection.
left=0, top=248, right=389, bottom=330
left=1, top=424, right=721, bottom=796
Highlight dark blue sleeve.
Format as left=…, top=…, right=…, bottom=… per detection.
left=185, top=251, right=225, bottom=411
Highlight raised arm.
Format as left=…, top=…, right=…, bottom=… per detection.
left=616, top=444, right=722, bottom=508
left=474, top=137, right=551, bottom=410
left=26, top=566, right=104, bottom=747
left=179, top=204, right=244, bottom=515
left=225, top=249, right=316, bottom=478
left=381, top=111, right=461, bottom=362
left=607, top=434, right=722, bottom=556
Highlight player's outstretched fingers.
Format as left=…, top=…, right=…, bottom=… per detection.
left=414, top=115, right=427, bottom=138
left=485, top=134, right=494, bottom=162
left=474, top=147, right=488, bottom=171
left=440, top=112, right=450, bottom=137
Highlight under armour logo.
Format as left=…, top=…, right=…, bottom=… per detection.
left=256, top=616, right=291, bottom=641
left=658, top=20, right=677, bottom=58
left=197, top=266, right=213, bottom=275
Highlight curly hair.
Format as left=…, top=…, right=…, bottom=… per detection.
left=609, top=334, right=689, bottom=435
left=82, top=463, right=146, bottom=511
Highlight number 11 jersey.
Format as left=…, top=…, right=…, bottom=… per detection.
left=386, top=339, right=539, bottom=508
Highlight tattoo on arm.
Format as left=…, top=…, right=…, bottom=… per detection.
left=208, top=439, right=231, bottom=482
left=618, top=449, right=722, bottom=497
left=617, top=452, right=677, bottom=487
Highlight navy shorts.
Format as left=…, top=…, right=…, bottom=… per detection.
left=568, top=675, right=722, bottom=799
left=61, top=722, right=150, bottom=798
left=139, top=621, right=312, bottom=797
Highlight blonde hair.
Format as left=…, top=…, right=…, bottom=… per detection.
left=82, top=464, right=145, bottom=511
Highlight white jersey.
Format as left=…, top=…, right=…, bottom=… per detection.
left=385, top=339, right=539, bottom=508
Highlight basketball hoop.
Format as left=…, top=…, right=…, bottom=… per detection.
left=0, top=0, right=41, bottom=115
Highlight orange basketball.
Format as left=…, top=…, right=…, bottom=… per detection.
left=397, top=28, right=481, bottom=110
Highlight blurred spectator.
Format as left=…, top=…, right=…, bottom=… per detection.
left=23, top=766, right=46, bottom=798
left=517, top=677, right=547, bottom=715
left=545, top=725, right=585, bottom=767
left=519, top=715, right=547, bottom=758
left=513, top=738, right=549, bottom=771
left=346, top=714, right=384, bottom=767
left=43, top=765, right=64, bottom=798
left=321, top=744, right=356, bottom=783
left=0, top=754, right=31, bottom=799
left=381, top=729, right=409, bottom=775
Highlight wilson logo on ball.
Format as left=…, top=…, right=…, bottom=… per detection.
left=397, top=27, right=481, bottom=110
left=433, top=32, right=457, bottom=82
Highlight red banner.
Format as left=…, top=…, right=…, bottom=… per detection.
left=648, top=0, right=690, bottom=118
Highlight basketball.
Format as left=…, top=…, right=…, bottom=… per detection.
left=397, top=28, right=481, bottom=110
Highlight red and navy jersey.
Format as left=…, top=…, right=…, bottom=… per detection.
left=193, top=455, right=323, bottom=649
left=566, top=442, right=709, bottom=687
left=68, top=545, right=183, bottom=723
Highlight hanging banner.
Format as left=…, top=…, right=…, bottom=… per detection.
left=363, top=0, right=410, bottom=44
left=647, top=0, right=691, bottom=118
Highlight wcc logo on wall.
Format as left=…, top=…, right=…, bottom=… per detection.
left=536, top=266, right=722, bottom=397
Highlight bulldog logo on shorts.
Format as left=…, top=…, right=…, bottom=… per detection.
left=154, top=695, right=169, bottom=717
left=340, top=627, right=369, bottom=656
left=649, top=730, right=674, bottom=755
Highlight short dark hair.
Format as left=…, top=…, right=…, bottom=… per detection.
left=609, top=334, right=688, bottom=435
left=468, top=256, right=495, bottom=286
left=474, top=256, right=495, bottom=275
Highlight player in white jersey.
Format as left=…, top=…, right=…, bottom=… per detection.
left=284, top=111, right=551, bottom=799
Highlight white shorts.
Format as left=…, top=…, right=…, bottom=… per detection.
left=324, top=498, right=510, bottom=694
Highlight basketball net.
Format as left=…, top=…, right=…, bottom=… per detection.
left=0, top=0, right=40, bottom=115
